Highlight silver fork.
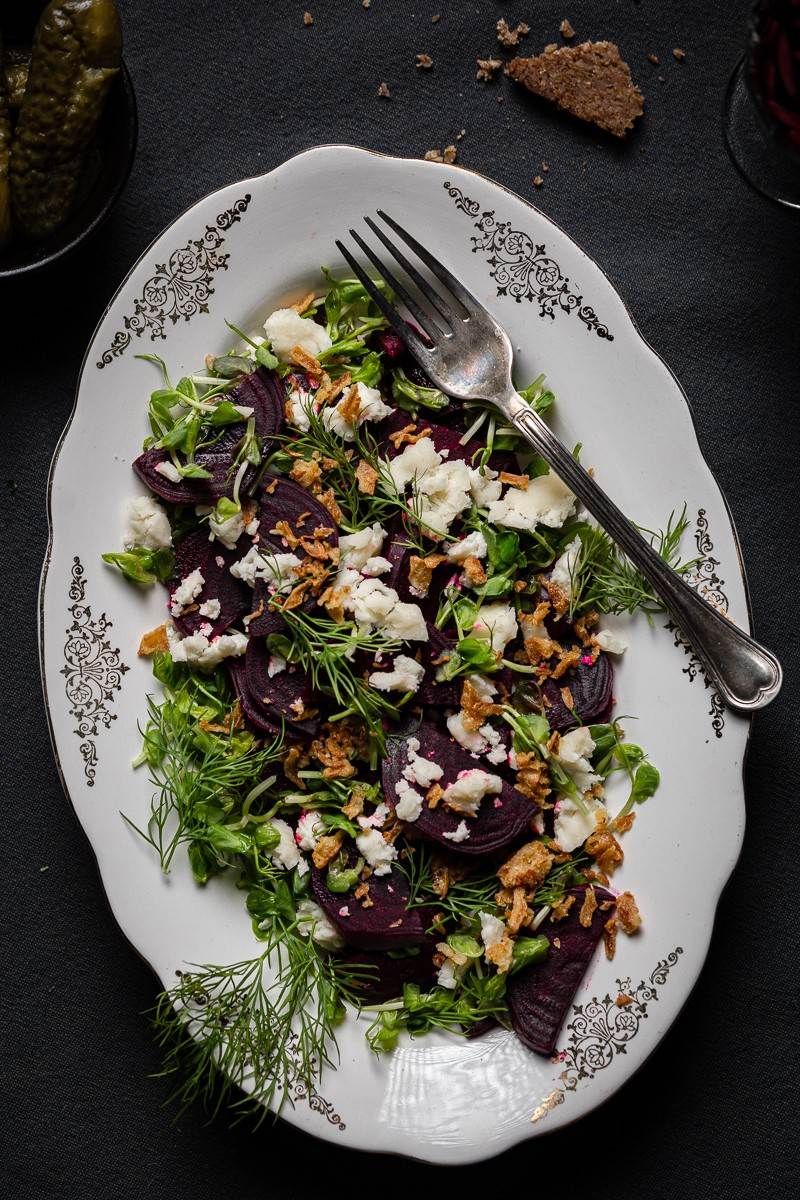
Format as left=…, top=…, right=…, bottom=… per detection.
left=336, top=211, right=782, bottom=714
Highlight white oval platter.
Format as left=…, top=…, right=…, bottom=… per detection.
left=39, top=145, right=750, bottom=1164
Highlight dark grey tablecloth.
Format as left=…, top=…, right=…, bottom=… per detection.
left=3, top=1, right=798, bottom=1195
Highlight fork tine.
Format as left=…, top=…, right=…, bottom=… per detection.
left=334, top=239, right=432, bottom=361
left=348, top=227, right=448, bottom=340
left=362, top=215, right=457, bottom=329
left=376, top=210, right=484, bottom=316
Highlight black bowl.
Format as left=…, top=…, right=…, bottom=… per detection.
left=0, top=60, right=137, bottom=279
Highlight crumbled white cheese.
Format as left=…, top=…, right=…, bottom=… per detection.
left=230, top=546, right=301, bottom=589
left=209, top=508, right=245, bottom=550
left=437, top=959, right=459, bottom=988
left=285, top=386, right=314, bottom=431
left=402, top=738, right=444, bottom=787
left=394, top=779, right=424, bottom=822
left=295, top=899, right=345, bottom=950
left=555, top=726, right=601, bottom=795
left=269, top=818, right=302, bottom=870
left=267, top=653, right=287, bottom=677
left=467, top=674, right=498, bottom=701
left=553, top=795, right=608, bottom=853
left=320, top=382, right=393, bottom=439
left=479, top=911, right=506, bottom=951
left=170, top=569, right=205, bottom=616
left=198, top=597, right=221, bottom=620
left=263, top=307, right=332, bottom=362
left=468, top=465, right=502, bottom=507
left=357, top=802, right=390, bottom=830
left=387, top=437, right=442, bottom=491
left=595, top=628, right=629, bottom=655
left=487, top=469, right=575, bottom=531
left=442, top=820, right=470, bottom=843
left=470, top=602, right=518, bottom=652
left=412, top=457, right=473, bottom=536
left=338, top=522, right=387, bottom=569
left=245, top=516, right=260, bottom=536
left=296, top=857, right=309, bottom=877
left=361, top=556, right=392, bottom=577
left=233, top=405, right=254, bottom=418
left=154, top=460, right=182, bottom=483
left=124, top=496, right=172, bottom=550
left=295, top=811, right=325, bottom=851
left=355, top=828, right=397, bottom=876
left=549, top=536, right=582, bottom=599
left=167, top=627, right=248, bottom=669
left=446, top=530, right=488, bottom=561
left=347, top=577, right=428, bottom=641
left=447, top=711, right=489, bottom=754
left=482, top=725, right=507, bottom=765
left=442, top=769, right=502, bottom=817
left=369, top=654, right=425, bottom=694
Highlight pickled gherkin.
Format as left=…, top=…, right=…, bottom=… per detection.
left=10, top=0, right=122, bottom=240
left=0, top=35, right=11, bottom=249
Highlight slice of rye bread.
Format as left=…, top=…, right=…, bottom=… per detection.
left=507, top=40, right=644, bottom=138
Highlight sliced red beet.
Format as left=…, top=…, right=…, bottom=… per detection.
left=246, top=580, right=288, bottom=638
left=226, top=659, right=281, bottom=736
left=311, top=849, right=430, bottom=949
left=257, top=472, right=340, bottom=552
left=382, top=722, right=538, bottom=855
left=540, top=654, right=614, bottom=732
left=169, top=530, right=250, bottom=638
left=507, top=885, right=615, bottom=1056
left=416, top=624, right=461, bottom=706
left=339, top=941, right=437, bottom=1002
left=134, top=368, right=284, bottom=504
left=244, top=637, right=318, bottom=728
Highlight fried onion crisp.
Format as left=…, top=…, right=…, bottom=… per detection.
left=550, top=893, right=575, bottom=922
left=462, top=555, right=487, bottom=585
left=603, top=914, right=618, bottom=960
left=389, top=423, right=431, bottom=449
left=579, top=884, right=598, bottom=928
left=312, top=832, right=344, bottom=869
left=485, top=934, right=515, bottom=973
left=138, top=624, right=169, bottom=657
left=498, top=471, right=530, bottom=490
left=290, top=457, right=323, bottom=491
left=355, top=459, right=379, bottom=495
left=616, top=891, right=642, bottom=935
left=514, top=752, right=552, bottom=805
left=290, top=291, right=317, bottom=314
left=282, top=744, right=309, bottom=788
left=317, top=488, right=343, bottom=524
left=426, top=782, right=444, bottom=808
left=290, top=345, right=323, bottom=377
left=498, top=840, right=553, bottom=889
left=507, top=886, right=530, bottom=933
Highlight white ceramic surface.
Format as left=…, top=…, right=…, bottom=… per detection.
left=39, top=146, right=750, bottom=1164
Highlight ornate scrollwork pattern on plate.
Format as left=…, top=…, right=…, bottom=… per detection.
left=665, top=509, right=729, bottom=737
left=60, top=557, right=129, bottom=785
left=444, top=182, right=614, bottom=340
left=556, top=947, right=683, bottom=1095
left=95, top=194, right=253, bottom=368
left=285, top=1037, right=345, bottom=1129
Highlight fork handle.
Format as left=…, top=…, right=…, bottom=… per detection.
left=504, top=394, right=782, bottom=714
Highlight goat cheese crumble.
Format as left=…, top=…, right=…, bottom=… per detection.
left=355, top=828, right=397, bottom=876
left=124, top=496, right=172, bottom=550
left=170, top=569, right=204, bottom=616
left=368, top=654, right=425, bottom=693
left=263, top=307, right=332, bottom=362
left=442, top=769, right=503, bottom=817
left=487, top=469, right=575, bottom=531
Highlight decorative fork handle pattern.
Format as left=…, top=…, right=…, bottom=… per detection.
left=503, top=393, right=782, bottom=713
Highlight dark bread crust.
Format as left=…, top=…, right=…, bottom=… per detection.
left=508, top=40, right=644, bottom=138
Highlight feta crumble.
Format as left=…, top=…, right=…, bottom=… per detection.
left=230, top=547, right=301, bottom=589
left=549, top=536, right=582, bottom=600
left=338, top=522, right=387, bottom=569
left=295, top=899, right=344, bottom=950
left=355, top=828, right=397, bottom=876
left=402, top=737, right=444, bottom=787
left=170, top=569, right=204, bottom=616
left=198, top=598, right=221, bottom=620
left=394, top=779, right=424, bottom=822
left=209, top=507, right=245, bottom=550
left=166, top=627, right=248, bottom=669
left=347, top=577, right=428, bottom=642
left=555, top=726, right=601, bottom=795
left=368, top=654, right=425, bottom=694
left=487, top=469, right=575, bottom=531
left=470, top=602, right=518, bottom=652
left=387, top=437, right=442, bottom=491
left=263, top=307, right=332, bottom=363
left=446, top=530, right=488, bottom=561
left=595, top=628, right=629, bottom=655
left=320, top=382, right=393, bottom=440
left=468, top=465, right=502, bottom=507
left=479, top=911, right=506, bottom=952
left=442, top=820, right=470, bottom=843
left=267, top=653, right=287, bottom=677
left=269, top=818, right=302, bottom=870
left=154, top=460, right=182, bottom=483
left=553, top=794, right=607, bottom=853
left=295, top=811, right=325, bottom=851
left=124, top=496, right=172, bottom=550
left=442, top=769, right=502, bottom=817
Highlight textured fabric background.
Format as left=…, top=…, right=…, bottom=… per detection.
left=2, top=1, right=798, bottom=1196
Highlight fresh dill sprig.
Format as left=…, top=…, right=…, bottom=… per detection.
left=151, top=879, right=371, bottom=1124
left=399, top=842, right=501, bottom=927
left=364, top=970, right=510, bottom=1052
left=563, top=505, right=699, bottom=618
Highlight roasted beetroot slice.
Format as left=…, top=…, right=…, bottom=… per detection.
left=311, top=853, right=430, bottom=950
left=257, top=472, right=340, bottom=552
left=385, top=411, right=517, bottom=476
left=415, top=624, right=461, bottom=707
left=169, top=531, right=250, bottom=637
left=134, top=368, right=284, bottom=504
left=245, top=637, right=317, bottom=725
left=245, top=580, right=288, bottom=639
left=227, top=659, right=282, bottom=736
left=382, top=723, right=537, bottom=855
left=339, top=941, right=438, bottom=1002
left=507, top=886, right=615, bottom=1056
left=541, top=654, right=614, bottom=732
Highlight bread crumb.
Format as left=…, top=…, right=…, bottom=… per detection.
left=615, top=992, right=632, bottom=1007
left=424, top=145, right=457, bottom=163
left=560, top=18, right=575, bottom=39
left=533, top=175, right=544, bottom=187
left=673, top=47, right=686, bottom=60
left=363, top=0, right=371, bottom=7
left=456, top=128, right=466, bottom=139
left=416, top=53, right=434, bottom=69
left=377, top=81, right=391, bottom=97
left=541, top=160, right=550, bottom=171
left=647, top=52, right=659, bottom=65
left=432, top=12, right=441, bottom=21
left=303, top=11, right=313, bottom=26
left=497, top=17, right=530, bottom=47
left=476, top=57, right=504, bottom=82
left=507, top=40, right=644, bottom=138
